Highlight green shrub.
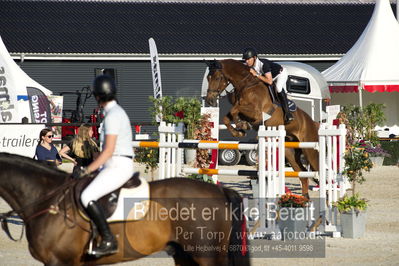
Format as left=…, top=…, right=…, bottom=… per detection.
left=134, top=147, right=159, bottom=180
left=149, top=96, right=202, bottom=139
left=334, top=194, right=368, bottom=213
left=381, top=141, right=399, bottom=165
left=187, top=174, right=214, bottom=184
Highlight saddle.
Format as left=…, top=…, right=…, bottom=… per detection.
left=74, top=172, right=142, bottom=220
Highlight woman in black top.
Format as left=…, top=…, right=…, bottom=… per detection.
left=59, top=124, right=99, bottom=170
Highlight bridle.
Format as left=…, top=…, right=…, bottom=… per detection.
left=207, top=69, right=230, bottom=96
left=208, top=68, right=253, bottom=97
left=0, top=178, right=88, bottom=241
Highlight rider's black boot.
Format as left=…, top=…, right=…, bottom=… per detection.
left=278, top=91, right=294, bottom=123
left=86, top=201, right=118, bottom=258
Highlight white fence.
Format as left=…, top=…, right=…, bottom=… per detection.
left=132, top=121, right=348, bottom=236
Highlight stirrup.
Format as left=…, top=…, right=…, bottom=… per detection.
left=87, top=239, right=118, bottom=258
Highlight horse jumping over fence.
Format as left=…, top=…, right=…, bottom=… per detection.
left=0, top=153, right=249, bottom=266
left=205, top=59, right=320, bottom=198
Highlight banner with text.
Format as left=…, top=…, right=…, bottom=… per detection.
left=0, top=124, right=44, bottom=157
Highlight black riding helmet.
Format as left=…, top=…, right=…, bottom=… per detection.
left=92, top=75, right=117, bottom=103
left=242, top=48, right=258, bottom=60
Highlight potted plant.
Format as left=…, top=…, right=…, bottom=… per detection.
left=188, top=113, right=216, bottom=183
left=278, top=194, right=310, bottom=240
left=134, top=147, right=159, bottom=181
left=338, top=103, right=388, bottom=193
left=335, top=194, right=367, bottom=238
left=363, top=143, right=390, bottom=167
left=149, top=96, right=202, bottom=139
left=342, top=143, right=373, bottom=195
left=336, top=103, right=386, bottom=238
left=149, top=96, right=202, bottom=164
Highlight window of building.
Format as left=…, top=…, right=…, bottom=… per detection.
left=286, top=75, right=310, bottom=94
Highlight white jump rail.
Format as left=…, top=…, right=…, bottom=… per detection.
left=132, top=121, right=347, bottom=236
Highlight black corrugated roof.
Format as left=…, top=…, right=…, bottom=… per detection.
left=0, top=0, right=383, bottom=56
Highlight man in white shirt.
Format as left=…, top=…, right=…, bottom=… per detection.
left=242, top=47, right=294, bottom=123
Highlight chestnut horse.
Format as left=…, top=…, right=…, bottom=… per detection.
left=205, top=59, right=319, bottom=197
left=0, top=153, right=249, bottom=266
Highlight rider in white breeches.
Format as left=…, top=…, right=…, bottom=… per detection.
left=77, top=75, right=134, bottom=258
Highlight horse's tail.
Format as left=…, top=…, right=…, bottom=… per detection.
left=222, top=187, right=250, bottom=266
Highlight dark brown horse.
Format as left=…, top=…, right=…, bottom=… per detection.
left=0, top=153, right=249, bottom=266
left=205, top=59, right=319, bottom=197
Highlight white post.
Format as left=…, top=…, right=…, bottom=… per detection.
left=171, top=124, right=176, bottom=177
left=271, top=130, right=277, bottom=199
left=332, top=126, right=339, bottom=228
left=278, top=125, right=286, bottom=196
left=266, top=129, right=272, bottom=198
left=332, top=128, right=338, bottom=203
left=358, top=85, right=363, bottom=108
left=166, top=123, right=172, bottom=178
left=258, top=125, right=266, bottom=199
left=176, top=122, right=184, bottom=177
left=326, top=125, right=333, bottom=224
left=318, top=124, right=327, bottom=231
left=258, top=125, right=267, bottom=229
left=338, top=124, right=348, bottom=197
left=158, top=121, right=166, bottom=180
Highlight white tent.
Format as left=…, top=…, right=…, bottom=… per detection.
left=0, top=36, right=52, bottom=123
left=322, top=0, right=399, bottom=130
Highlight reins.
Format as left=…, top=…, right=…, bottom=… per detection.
left=208, top=69, right=253, bottom=99
left=234, top=72, right=253, bottom=90
left=0, top=178, right=82, bottom=241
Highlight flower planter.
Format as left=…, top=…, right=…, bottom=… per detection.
left=279, top=207, right=308, bottom=240
left=341, top=209, right=366, bottom=238
left=184, top=149, right=197, bottom=165
left=369, top=156, right=384, bottom=167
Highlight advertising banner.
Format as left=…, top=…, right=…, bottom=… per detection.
left=0, top=124, right=45, bottom=157
left=149, top=37, right=163, bottom=122
left=48, top=95, right=63, bottom=140
left=27, top=87, right=51, bottom=124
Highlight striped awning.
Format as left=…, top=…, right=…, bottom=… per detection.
left=329, top=83, right=399, bottom=93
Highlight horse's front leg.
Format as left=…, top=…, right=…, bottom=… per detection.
left=223, top=106, right=246, bottom=138
left=236, top=116, right=252, bottom=130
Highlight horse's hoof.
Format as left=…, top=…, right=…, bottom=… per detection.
left=242, top=123, right=251, bottom=130
left=232, top=132, right=241, bottom=138
left=237, top=121, right=250, bottom=130
left=237, top=130, right=246, bottom=137
left=232, top=130, right=245, bottom=138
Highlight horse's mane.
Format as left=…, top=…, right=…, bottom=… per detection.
left=221, top=59, right=264, bottom=89
left=222, top=59, right=250, bottom=71
left=0, top=152, right=69, bottom=181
